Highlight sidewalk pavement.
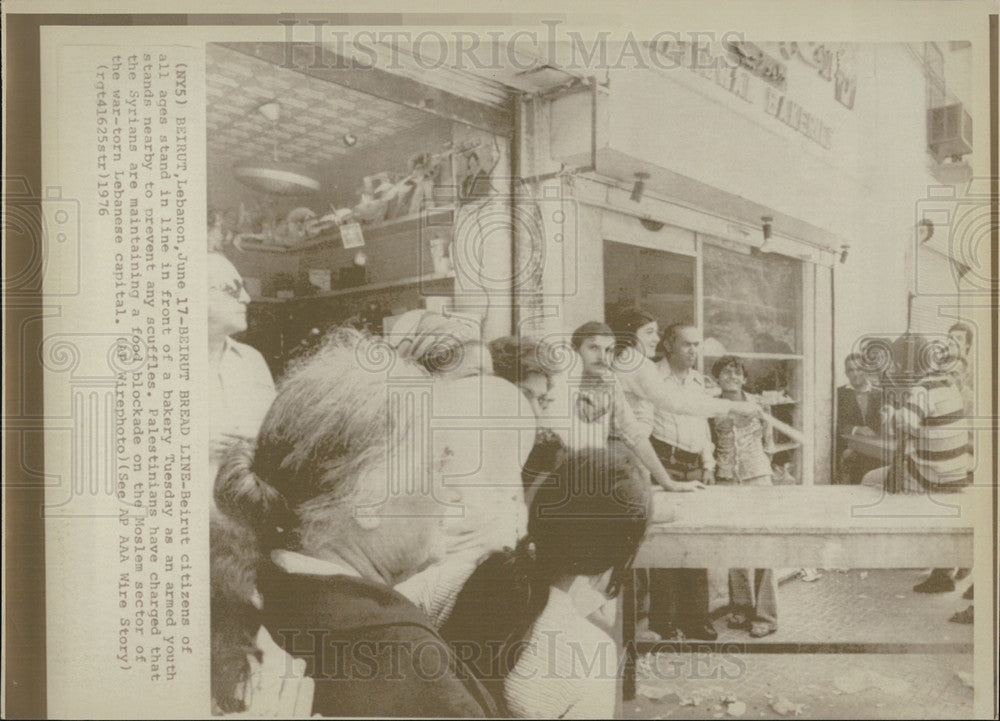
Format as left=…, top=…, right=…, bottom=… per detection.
left=631, top=569, right=974, bottom=719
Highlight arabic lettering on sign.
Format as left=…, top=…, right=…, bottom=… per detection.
left=724, top=41, right=788, bottom=91
left=778, top=42, right=857, bottom=110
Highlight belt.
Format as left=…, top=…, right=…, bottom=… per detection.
left=651, top=437, right=702, bottom=468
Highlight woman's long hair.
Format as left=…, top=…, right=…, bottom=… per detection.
left=607, top=305, right=657, bottom=363
left=439, top=448, right=650, bottom=708
left=210, top=328, right=404, bottom=710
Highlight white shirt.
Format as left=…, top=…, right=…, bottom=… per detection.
left=560, top=368, right=647, bottom=451
left=210, top=337, right=276, bottom=440
left=651, top=360, right=716, bottom=470
left=505, top=586, right=618, bottom=719
left=210, top=337, right=276, bottom=482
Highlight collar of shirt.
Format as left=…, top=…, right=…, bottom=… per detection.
left=220, top=335, right=250, bottom=362
left=270, top=549, right=362, bottom=578
left=658, top=360, right=704, bottom=387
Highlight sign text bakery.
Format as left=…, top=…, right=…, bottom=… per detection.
left=649, top=41, right=837, bottom=150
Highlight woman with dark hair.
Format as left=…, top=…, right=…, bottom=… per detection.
left=439, top=448, right=652, bottom=718
left=210, top=328, right=497, bottom=717
left=607, top=306, right=760, bottom=435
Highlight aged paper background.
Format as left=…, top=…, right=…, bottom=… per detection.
left=4, top=1, right=997, bottom=719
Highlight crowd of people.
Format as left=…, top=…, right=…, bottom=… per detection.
left=207, top=252, right=976, bottom=717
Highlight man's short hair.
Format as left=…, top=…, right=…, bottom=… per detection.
left=571, top=321, right=614, bottom=350
left=711, top=355, right=747, bottom=379
left=845, top=352, right=865, bottom=369
left=948, top=322, right=973, bottom=349
left=661, top=323, right=695, bottom=351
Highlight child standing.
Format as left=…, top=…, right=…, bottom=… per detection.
left=711, top=356, right=779, bottom=638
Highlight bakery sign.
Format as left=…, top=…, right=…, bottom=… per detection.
left=778, top=42, right=858, bottom=110
left=648, top=40, right=840, bottom=150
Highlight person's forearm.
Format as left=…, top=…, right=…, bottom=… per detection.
left=635, top=363, right=733, bottom=418
left=653, top=382, right=733, bottom=417
left=630, top=435, right=674, bottom=487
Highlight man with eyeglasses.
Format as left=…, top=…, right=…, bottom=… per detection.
left=208, top=253, right=276, bottom=481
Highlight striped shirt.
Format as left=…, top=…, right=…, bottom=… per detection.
left=896, top=375, right=973, bottom=491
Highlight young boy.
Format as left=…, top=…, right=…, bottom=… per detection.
left=710, top=355, right=778, bottom=638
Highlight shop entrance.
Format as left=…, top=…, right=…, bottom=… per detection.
left=603, top=238, right=805, bottom=485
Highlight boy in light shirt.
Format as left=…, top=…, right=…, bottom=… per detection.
left=710, top=355, right=779, bottom=638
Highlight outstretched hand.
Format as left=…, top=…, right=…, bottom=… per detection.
left=731, top=400, right=765, bottom=419
left=663, top=479, right=705, bottom=492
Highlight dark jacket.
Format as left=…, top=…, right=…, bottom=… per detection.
left=836, top=384, right=882, bottom=442
left=258, top=564, right=498, bottom=718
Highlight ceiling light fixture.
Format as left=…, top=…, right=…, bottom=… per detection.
left=233, top=102, right=322, bottom=196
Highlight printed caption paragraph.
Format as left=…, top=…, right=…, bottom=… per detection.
left=98, top=50, right=194, bottom=682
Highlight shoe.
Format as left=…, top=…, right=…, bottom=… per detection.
left=955, top=568, right=971, bottom=581
left=799, top=568, right=821, bottom=582
left=726, top=612, right=750, bottom=630
left=684, top=623, right=718, bottom=641
left=749, top=622, right=777, bottom=638
left=963, top=584, right=973, bottom=600
left=913, top=576, right=955, bottom=593
left=948, top=606, right=973, bottom=625
left=649, top=624, right=686, bottom=642
left=637, top=628, right=663, bottom=643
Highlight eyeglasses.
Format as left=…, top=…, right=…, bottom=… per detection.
left=210, top=279, right=246, bottom=300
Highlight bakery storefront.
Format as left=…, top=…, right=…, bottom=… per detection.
left=517, top=40, right=872, bottom=486
left=209, top=38, right=922, bottom=487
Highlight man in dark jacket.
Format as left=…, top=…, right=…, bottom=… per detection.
left=836, top=353, right=883, bottom=483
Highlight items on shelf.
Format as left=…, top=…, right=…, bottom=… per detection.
left=220, top=138, right=479, bottom=253
left=428, top=235, right=454, bottom=275
left=232, top=202, right=328, bottom=251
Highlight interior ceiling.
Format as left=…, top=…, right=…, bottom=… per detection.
left=206, top=43, right=433, bottom=167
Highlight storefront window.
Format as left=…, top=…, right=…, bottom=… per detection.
left=702, top=242, right=802, bottom=355
left=604, top=241, right=695, bottom=332
left=701, top=240, right=804, bottom=483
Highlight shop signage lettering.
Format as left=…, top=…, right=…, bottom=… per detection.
left=764, top=88, right=833, bottom=149
left=651, top=41, right=835, bottom=150
left=778, top=42, right=857, bottom=110
left=723, top=41, right=788, bottom=91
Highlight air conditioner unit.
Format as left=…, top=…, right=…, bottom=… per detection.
left=927, top=103, right=972, bottom=163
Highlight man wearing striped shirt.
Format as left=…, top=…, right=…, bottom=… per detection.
left=862, top=352, right=974, bottom=598
left=861, top=365, right=973, bottom=494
